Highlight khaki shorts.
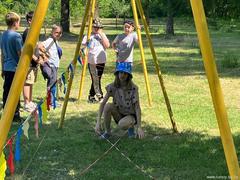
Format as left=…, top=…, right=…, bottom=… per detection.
left=25, top=67, right=38, bottom=85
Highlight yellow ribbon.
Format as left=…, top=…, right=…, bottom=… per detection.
left=0, top=152, right=6, bottom=179
left=41, top=99, right=48, bottom=122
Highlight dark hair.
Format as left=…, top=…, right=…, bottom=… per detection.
left=114, top=71, right=133, bottom=88
left=26, top=11, right=34, bottom=22
left=123, top=20, right=134, bottom=27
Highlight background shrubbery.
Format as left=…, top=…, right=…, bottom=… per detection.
left=221, top=51, right=240, bottom=68
left=0, top=0, right=240, bottom=22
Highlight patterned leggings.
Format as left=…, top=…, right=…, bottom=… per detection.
left=88, top=63, right=105, bottom=97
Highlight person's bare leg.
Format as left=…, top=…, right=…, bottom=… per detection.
left=29, top=85, right=33, bottom=102
left=23, top=84, right=31, bottom=105
left=118, top=115, right=135, bottom=130
left=103, top=103, right=122, bottom=134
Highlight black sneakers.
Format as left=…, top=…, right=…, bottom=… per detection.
left=88, top=96, right=98, bottom=103
left=95, top=93, right=103, bottom=103
left=88, top=94, right=103, bottom=103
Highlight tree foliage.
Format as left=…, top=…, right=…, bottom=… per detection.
left=70, top=0, right=85, bottom=19
left=0, top=0, right=240, bottom=20
left=110, top=0, right=130, bottom=18
left=0, top=0, right=239, bottom=23
left=203, top=0, right=240, bottom=18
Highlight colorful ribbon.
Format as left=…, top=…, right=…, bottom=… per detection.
left=0, top=152, right=7, bottom=179
left=7, top=137, right=14, bottom=175
left=15, top=126, right=23, bottom=161
left=47, top=90, right=51, bottom=111
left=22, top=121, right=30, bottom=139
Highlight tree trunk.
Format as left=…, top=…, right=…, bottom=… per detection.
left=165, top=0, right=174, bottom=36
left=145, top=0, right=150, bottom=25
left=94, top=2, right=99, bottom=18
left=115, top=15, right=118, bottom=29
left=61, top=0, right=70, bottom=33
left=166, top=15, right=174, bottom=35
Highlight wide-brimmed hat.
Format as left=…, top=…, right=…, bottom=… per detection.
left=114, top=62, right=132, bottom=77
left=93, top=18, right=103, bottom=28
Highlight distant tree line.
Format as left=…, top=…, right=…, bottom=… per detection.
left=0, top=0, right=239, bottom=34
left=1, top=0, right=239, bottom=18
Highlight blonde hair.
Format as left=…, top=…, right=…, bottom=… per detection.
left=5, top=12, right=20, bottom=27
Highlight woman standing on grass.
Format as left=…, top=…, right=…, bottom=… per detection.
left=95, top=62, right=144, bottom=139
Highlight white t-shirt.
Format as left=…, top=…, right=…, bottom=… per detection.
left=42, top=37, right=60, bottom=68
left=82, top=33, right=108, bottom=64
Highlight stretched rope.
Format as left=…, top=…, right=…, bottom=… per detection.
left=79, top=138, right=121, bottom=176
left=21, top=128, right=49, bottom=177
left=73, top=103, right=156, bottom=179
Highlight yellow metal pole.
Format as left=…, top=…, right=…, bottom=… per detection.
left=77, top=0, right=96, bottom=100
left=0, top=0, right=50, bottom=155
left=190, top=0, right=240, bottom=178
left=58, top=0, right=92, bottom=129
left=135, top=0, right=178, bottom=133
left=130, top=0, right=152, bottom=106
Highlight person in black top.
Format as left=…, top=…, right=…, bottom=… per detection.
left=22, top=11, right=38, bottom=112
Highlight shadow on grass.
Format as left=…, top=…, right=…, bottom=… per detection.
left=5, top=110, right=239, bottom=179
left=103, top=57, right=240, bottom=78
left=58, top=31, right=240, bottom=78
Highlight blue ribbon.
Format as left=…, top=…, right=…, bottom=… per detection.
left=80, top=48, right=85, bottom=57
left=77, top=56, right=83, bottom=65
left=38, top=103, right=43, bottom=127
left=15, top=126, right=23, bottom=161
left=68, top=64, right=74, bottom=78
left=61, top=73, right=66, bottom=94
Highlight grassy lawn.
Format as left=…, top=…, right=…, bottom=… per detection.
left=1, top=17, right=240, bottom=179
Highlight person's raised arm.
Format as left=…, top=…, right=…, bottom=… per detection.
left=134, top=30, right=139, bottom=44
left=98, top=29, right=110, bottom=48
left=95, top=92, right=110, bottom=134
left=112, top=35, right=118, bottom=52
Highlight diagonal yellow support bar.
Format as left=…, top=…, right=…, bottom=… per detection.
left=58, top=0, right=92, bottom=129
left=135, top=0, right=178, bottom=133
left=190, top=0, right=240, bottom=178
left=130, top=0, right=152, bottom=106
left=78, top=0, right=96, bottom=100
left=0, top=0, right=50, bottom=155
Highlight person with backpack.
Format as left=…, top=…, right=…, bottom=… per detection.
left=40, top=25, right=62, bottom=89
left=39, top=24, right=62, bottom=107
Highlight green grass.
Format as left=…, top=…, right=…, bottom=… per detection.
left=1, top=18, right=240, bottom=179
